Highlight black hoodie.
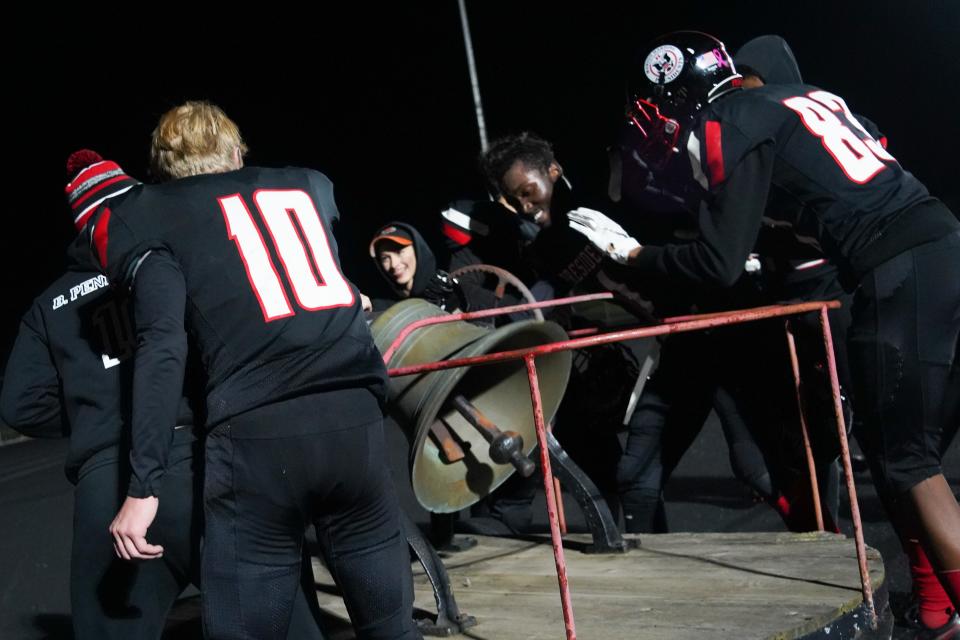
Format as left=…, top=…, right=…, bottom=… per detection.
left=370, top=221, right=450, bottom=311
left=734, top=35, right=804, bottom=85
left=0, top=229, right=199, bottom=483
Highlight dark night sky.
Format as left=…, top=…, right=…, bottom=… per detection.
left=4, top=1, right=958, bottom=358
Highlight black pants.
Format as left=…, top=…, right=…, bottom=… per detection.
left=201, top=390, right=419, bottom=640
left=71, top=436, right=198, bottom=640
left=617, top=312, right=851, bottom=533
left=849, top=230, right=960, bottom=498
left=71, top=434, right=326, bottom=640
left=616, top=331, right=716, bottom=532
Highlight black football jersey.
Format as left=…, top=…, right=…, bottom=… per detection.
left=93, top=166, right=387, bottom=429
left=634, top=84, right=957, bottom=288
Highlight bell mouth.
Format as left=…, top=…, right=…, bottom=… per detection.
left=409, top=321, right=571, bottom=513
left=370, top=299, right=571, bottom=513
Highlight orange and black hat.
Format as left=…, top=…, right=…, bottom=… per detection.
left=369, top=225, right=414, bottom=256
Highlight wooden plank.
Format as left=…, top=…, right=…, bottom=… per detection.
left=311, top=531, right=884, bottom=639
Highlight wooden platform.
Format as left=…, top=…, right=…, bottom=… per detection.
left=312, top=531, right=888, bottom=639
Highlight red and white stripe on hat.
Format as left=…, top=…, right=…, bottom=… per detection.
left=65, top=160, right=138, bottom=230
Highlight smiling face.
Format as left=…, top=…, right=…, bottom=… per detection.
left=376, top=241, right=418, bottom=294
left=499, top=160, right=562, bottom=227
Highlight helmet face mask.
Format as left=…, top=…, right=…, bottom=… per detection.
left=625, top=98, right=681, bottom=169
left=627, top=31, right=742, bottom=169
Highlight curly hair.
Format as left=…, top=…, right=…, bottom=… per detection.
left=479, top=132, right=555, bottom=195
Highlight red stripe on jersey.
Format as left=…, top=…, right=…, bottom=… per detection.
left=70, top=175, right=131, bottom=209
left=705, top=120, right=725, bottom=188
left=879, top=136, right=888, bottom=149
left=442, top=222, right=471, bottom=246
left=93, top=207, right=111, bottom=268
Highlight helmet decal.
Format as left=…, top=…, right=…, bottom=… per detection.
left=644, top=45, right=685, bottom=84
left=694, top=48, right=732, bottom=73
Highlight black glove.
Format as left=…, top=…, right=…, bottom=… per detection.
left=421, top=270, right=467, bottom=312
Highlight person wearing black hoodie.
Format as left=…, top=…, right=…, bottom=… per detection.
left=369, top=222, right=466, bottom=313
left=0, top=152, right=205, bottom=640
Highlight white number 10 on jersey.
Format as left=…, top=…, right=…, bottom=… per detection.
left=219, top=189, right=354, bottom=321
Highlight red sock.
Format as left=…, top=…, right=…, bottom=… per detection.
left=907, top=539, right=953, bottom=628
left=769, top=487, right=840, bottom=534
left=937, top=569, right=960, bottom=613
left=769, top=494, right=793, bottom=528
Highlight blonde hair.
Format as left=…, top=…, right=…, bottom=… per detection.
left=149, top=101, right=248, bottom=181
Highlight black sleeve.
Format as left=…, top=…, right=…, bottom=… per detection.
left=92, top=206, right=148, bottom=291
left=308, top=170, right=340, bottom=225
left=446, top=244, right=484, bottom=273
left=127, top=250, right=188, bottom=499
left=632, top=142, right=775, bottom=287
left=0, top=303, right=64, bottom=438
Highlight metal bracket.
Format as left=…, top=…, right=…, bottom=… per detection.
left=546, top=431, right=632, bottom=553
left=402, top=511, right=478, bottom=636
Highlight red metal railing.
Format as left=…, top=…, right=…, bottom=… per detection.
left=382, top=295, right=877, bottom=637
left=525, top=355, right=577, bottom=639
left=387, top=300, right=842, bottom=377
left=785, top=320, right=825, bottom=532
left=380, top=292, right=615, bottom=363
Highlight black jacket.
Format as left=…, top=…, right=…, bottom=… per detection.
left=1, top=233, right=197, bottom=484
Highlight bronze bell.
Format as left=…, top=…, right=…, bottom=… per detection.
left=371, top=299, right=572, bottom=513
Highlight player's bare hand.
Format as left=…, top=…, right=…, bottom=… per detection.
left=109, top=496, right=163, bottom=560
left=360, top=293, right=373, bottom=313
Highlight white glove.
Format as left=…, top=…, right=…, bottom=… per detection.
left=567, top=207, right=641, bottom=265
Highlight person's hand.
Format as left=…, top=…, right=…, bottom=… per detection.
left=567, top=207, right=641, bottom=264
left=422, top=271, right=459, bottom=311
left=110, top=496, right=163, bottom=560
left=360, top=293, right=373, bottom=313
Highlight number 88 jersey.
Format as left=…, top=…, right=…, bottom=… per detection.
left=687, top=83, right=933, bottom=280
left=91, top=166, right=386, bottom=427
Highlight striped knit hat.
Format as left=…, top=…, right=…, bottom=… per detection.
left=64, top=150, right=139, bottom=230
